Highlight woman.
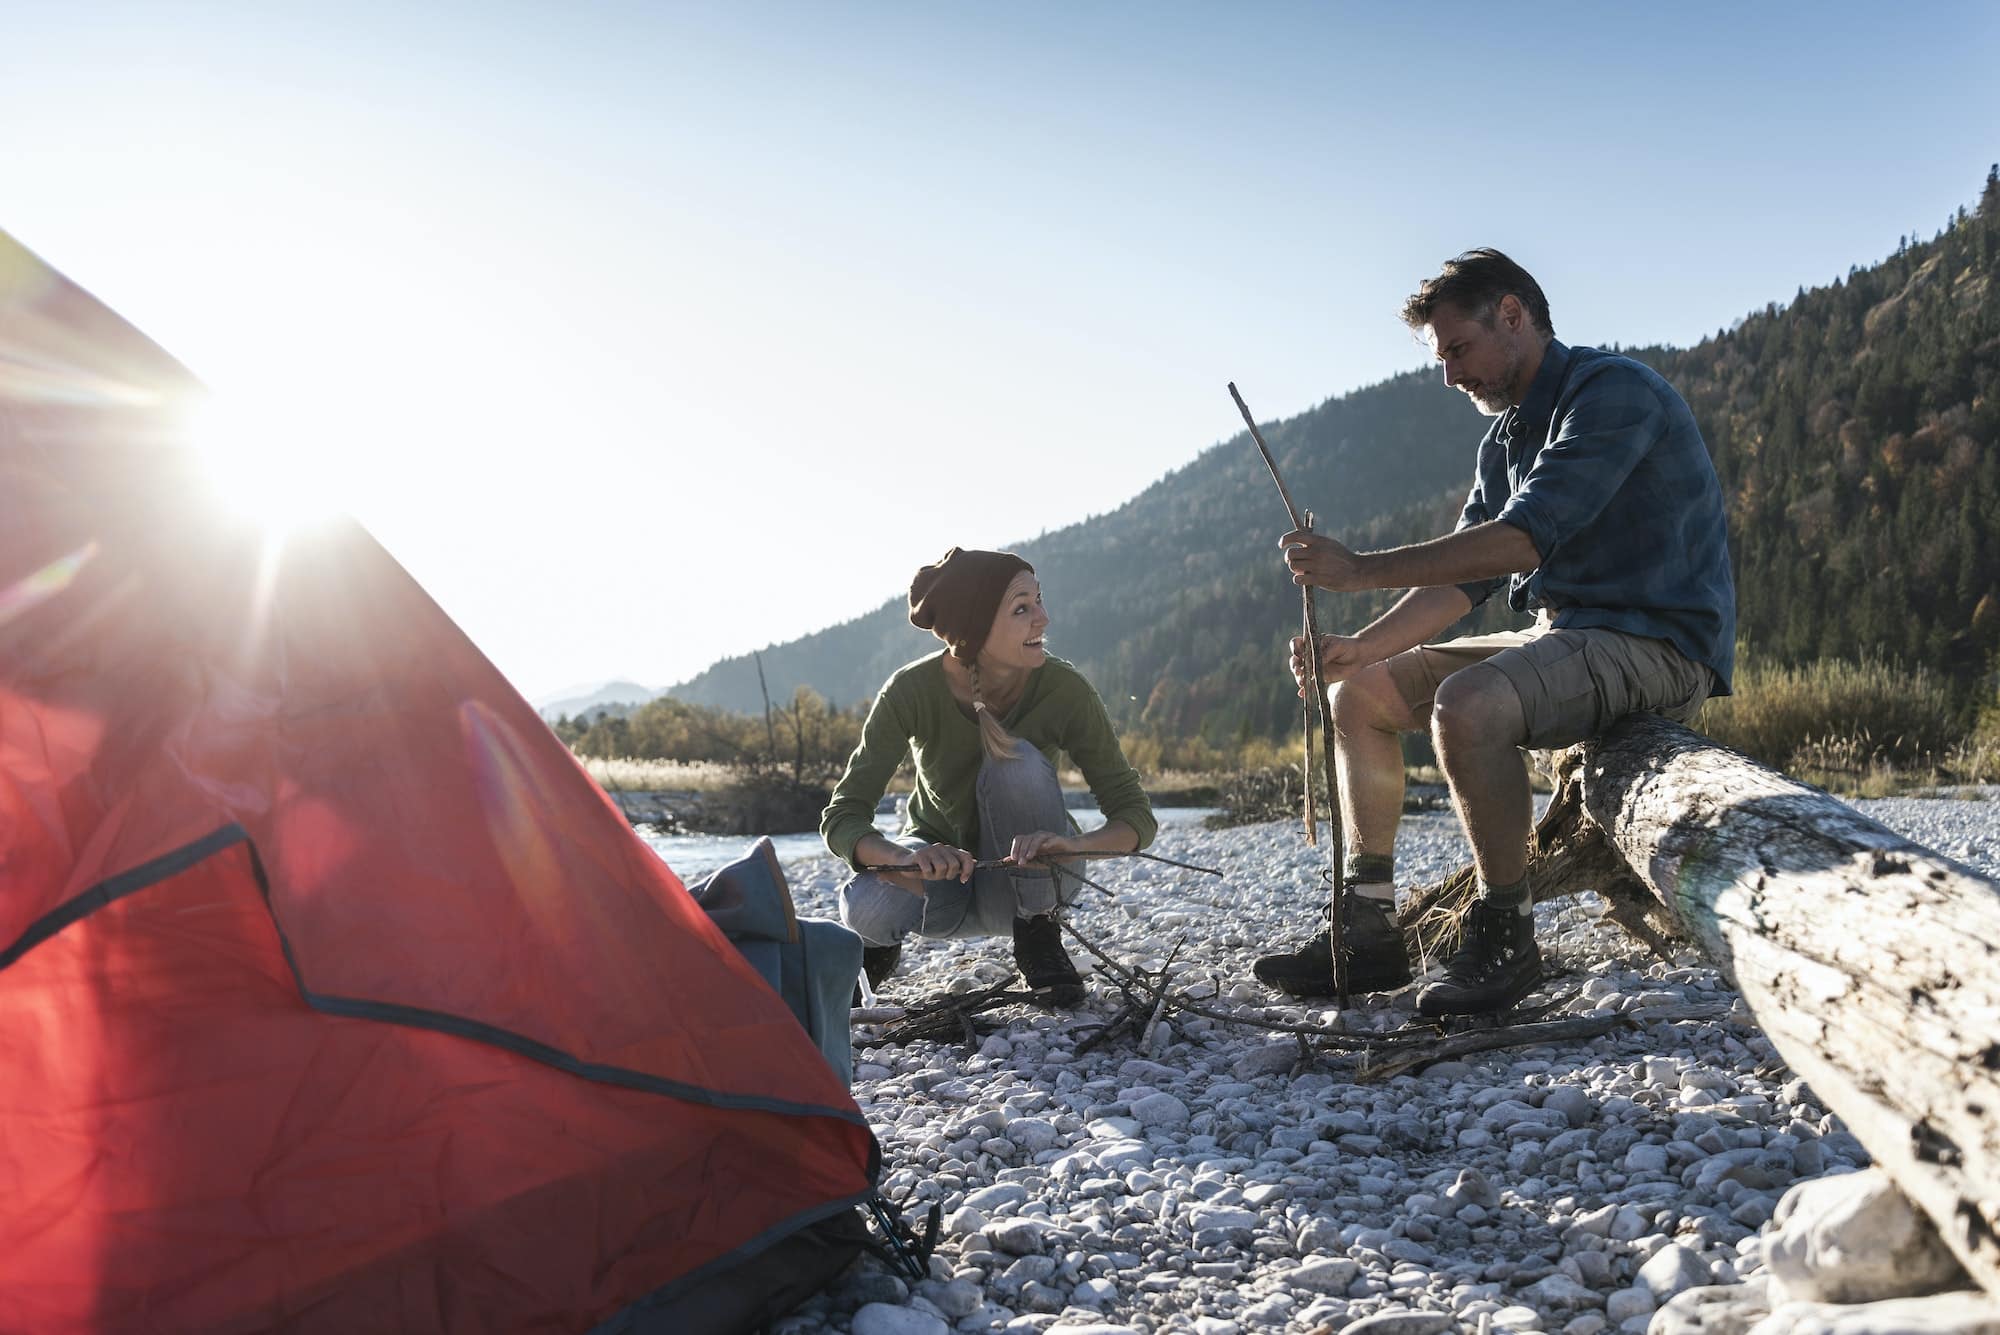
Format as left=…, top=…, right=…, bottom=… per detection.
left=821, top=547, right=1156, bottom=1007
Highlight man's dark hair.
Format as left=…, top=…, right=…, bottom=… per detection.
left=1400, top=248, right=1554, bottom=338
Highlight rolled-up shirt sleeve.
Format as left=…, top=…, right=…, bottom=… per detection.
left=1496, top=371, right=1667, bottom=561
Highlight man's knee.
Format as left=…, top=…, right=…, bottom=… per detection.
left=1432, top=664, right=1527, bottom=751
left=1330, top=661, right=1414, bottom=735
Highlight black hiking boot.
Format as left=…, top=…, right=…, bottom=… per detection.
left=1416, top=896, right=1542, bottom=1017
left=852, top=943, right=903, bottom=1006
left=863, top=943, right=902, bottom=990
left=1253, top=894, right=1412, bottom=998
left=1012, top=913, right=1085, bottom=1008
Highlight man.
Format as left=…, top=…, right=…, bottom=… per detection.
left=1253, top=249, right=1735, bottom=1016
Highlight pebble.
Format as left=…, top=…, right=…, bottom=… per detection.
left=850, top=1303, right=948, bottom=1335
left=751, top=797, right=2000, bottom=1335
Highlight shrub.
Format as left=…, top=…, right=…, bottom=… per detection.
left=1696, top=654, right=1958, bottom=789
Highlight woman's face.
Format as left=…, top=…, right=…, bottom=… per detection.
left=978, top=571, right=1048, bottom=673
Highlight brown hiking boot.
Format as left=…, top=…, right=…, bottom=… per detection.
left=1415, top=897, right=1541, bottom=1016
left=1253, top=895, right=1411, bottom=998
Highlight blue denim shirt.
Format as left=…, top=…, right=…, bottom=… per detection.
left=1457, top=340, right=1736, bottom=693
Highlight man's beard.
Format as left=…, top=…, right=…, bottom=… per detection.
left=1466, top=341, right=1526, bottom=415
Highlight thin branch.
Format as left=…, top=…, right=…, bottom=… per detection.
left=1350, top=1003, right=1733, bottom=1082
left=860, top=850, right=1223, bottom=878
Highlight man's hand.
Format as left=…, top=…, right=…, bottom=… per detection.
left=1290, top=633, right=1373, bottom=695
left=1006, top=831, right=1078, bottom=867
left=1280, top=529, right=1371, bottom=592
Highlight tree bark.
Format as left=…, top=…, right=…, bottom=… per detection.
left=1566, top=713, right=2000, bottom=1300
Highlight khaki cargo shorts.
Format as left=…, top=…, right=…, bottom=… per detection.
left=1384, top=616, right=1714, bottom=750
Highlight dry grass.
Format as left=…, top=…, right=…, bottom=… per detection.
left=580, top=757, right=739, bottom=793
left=1696, top=654, right=1999, bottom=795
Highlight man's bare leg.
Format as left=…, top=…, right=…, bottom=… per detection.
left=1418, top=664, right=1542, bottom=1016
left=1429, top=666, right=1532, bottom=884
left=1253, top=661, right=1415, bottom=997
left=1329, top=664, right=1416, bottom=862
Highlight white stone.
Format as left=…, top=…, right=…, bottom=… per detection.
left=1604, top=1285, right=1656, bottom=1322
left=1524, top=1273, right=1601, bottom=1310
left=1765, top=1167, right=1967, bottom=1304
left=1008, top=1117, right=1061, bottom=1153
left=1071, top=1277, right=1118, bottom=1307
left=1638, top=1242, right=1711, bottom=1301
left=1129, top=1092, right=1191, bottom=1128
left=943, top=1207, right=989, bottom=1236
left=1232, top=1040, right=1299, bottom=1080
left=851, top=1303, right=950, bottom=1335
left=1748, top=1291, right=2000, bottom=1335
left=1543, top=1085, right=1594, bottom=1128
left=1190, top=1205, right=1260, bottom=1233
left=1290, top=1256, right=1361, bottom=1291
left=923, top=1278, right=982, bottom=1318
left=1624, top=1143, right=1669, bottom=1174
left=989, top=1217, right=1057, bottom=1255
left=1335, top=1313, right=1453, bottom=1335
left=964, top=1183, right=1029, bottom=1213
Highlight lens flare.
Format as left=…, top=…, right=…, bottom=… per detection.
left=0, top=542, right=97, bottom=628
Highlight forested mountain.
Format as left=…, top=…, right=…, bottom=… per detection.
left=669, top=169, right=2000, bottom=745
left=1643, top=174, right=2000, bottom=674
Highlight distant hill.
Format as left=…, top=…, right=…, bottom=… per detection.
left=536, top=679, right=663, bottom=722
left=666, top=367, right=1485, bottom=730
left=667, top=168, right=2000, bottom=743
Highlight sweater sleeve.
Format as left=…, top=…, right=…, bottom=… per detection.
left=820, top=677, right=913, bottom=871
left=1061, top=676, right=1157, bottom=850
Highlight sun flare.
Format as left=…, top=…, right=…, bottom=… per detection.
left=183, top=391, right=357, bottom=536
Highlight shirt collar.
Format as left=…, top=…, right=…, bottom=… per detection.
left=1507, top=338, right=1570, bottom=447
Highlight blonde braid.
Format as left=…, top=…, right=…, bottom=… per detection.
left=967, top=659, right=1023, bottom=762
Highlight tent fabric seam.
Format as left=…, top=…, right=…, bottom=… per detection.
left=583, top=1188, right=878, bottom=1335
left=7, top=822, right=875, bottom=1133
left=0, top=822, right=250, bottom=972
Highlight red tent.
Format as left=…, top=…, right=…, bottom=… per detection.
left=0, top=231, right=877, bottom=1333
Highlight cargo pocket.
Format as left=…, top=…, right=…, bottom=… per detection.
left=1498, top=632, right=1603, bottom=750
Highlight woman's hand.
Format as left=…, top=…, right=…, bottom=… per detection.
left=1290, top=632, right=1372, bottom=695
left=1006, top=831, right=1078, bottom=867
left=896, top=842, right=976, bottom=885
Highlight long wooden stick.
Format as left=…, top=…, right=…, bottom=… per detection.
left=1300, top=508, right=1319, bottom=846
left=1228, top=382, right=1349, bottom=1006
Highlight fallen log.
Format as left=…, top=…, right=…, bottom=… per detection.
left=1419, top=713, right=2000, bottom=1300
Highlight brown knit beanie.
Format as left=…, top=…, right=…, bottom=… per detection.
left=908, top=547, right=1034, bottom=662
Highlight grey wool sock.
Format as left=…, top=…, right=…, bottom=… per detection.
left=1480, top=873, right=1532, bottom=915
left=1346, top=853, right=1395, bottom=900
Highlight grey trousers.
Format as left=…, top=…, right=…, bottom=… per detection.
left=838, top=740, right=1082, bottom=946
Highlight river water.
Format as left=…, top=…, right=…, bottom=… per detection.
left=639, top=806, right=1220, bottom=885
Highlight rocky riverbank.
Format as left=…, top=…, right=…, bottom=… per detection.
left=760, top=792, right=2000, bottom=1335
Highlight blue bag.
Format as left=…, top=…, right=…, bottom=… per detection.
left=687, top=837, right=863, bottom=1084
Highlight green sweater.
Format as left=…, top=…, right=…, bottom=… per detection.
left=820, top=652, right=1157, bottom=871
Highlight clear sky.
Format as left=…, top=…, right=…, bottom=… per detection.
left=4, top=2, right=1995, bottom=702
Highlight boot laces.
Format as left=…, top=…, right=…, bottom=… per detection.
left=1450, top=898, right=1526, bottom=978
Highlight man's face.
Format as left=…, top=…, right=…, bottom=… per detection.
left=1425, top=297, right=1532, bottom=416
